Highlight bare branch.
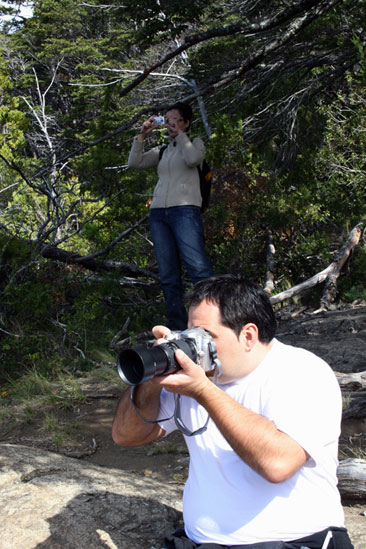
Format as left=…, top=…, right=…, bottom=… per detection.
left=269, top=222, right=365, bottom=306
left=79, top=3, right=127, bottom=9
left=77, top=215, right=149, bottom=262
left=319, top=223, right=364, bottom=311
left=264, top=229, right=275, bottom=296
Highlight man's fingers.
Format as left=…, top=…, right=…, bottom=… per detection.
left=152, top=325, right=171, bottom=339
left=175, top=349, right=196, bottom=370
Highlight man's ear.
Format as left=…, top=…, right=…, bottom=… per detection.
left=239, top=323, right=259, bottom=351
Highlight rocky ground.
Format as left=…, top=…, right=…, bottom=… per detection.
left=1, top=304, right=366, bottom=547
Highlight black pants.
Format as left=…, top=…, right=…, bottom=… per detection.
left=162, top=527, right=354, bottom=549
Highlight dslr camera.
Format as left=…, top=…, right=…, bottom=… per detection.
left=117, top=327, right=220, bottom=386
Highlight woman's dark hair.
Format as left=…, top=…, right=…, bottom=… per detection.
left=186, top=274, right=277, bottom=343
left=166, top=102, right=193, bottom=124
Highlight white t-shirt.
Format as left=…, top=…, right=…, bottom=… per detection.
left=158, top=339, right=345, bottom=545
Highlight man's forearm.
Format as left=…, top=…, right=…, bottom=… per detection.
left=112, top=383, right=164, bottom=446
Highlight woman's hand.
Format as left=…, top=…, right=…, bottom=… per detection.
left=164, top=119, right=184, bottom=136
left=137, top=116, right=158, bottom=140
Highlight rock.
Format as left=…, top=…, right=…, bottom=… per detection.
left=1, top=443, right=366, bottom=548
left=0, top=443, right=183, bottom=549
left=276, top=306, right=366, bottom=373
left=2, top=306, right=366, bottom=548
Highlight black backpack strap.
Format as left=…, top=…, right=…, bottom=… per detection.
left=159, top=145, right=168, bottom=161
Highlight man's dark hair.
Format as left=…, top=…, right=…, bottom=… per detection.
left=166, top=102, right=193, bottom=124
left=187, top=274, right=277, bottom=343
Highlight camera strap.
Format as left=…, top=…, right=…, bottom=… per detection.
left=174, top=394, right=209, bottom=437
left=130, top=387, right=209, bottom=437
left=130, top=386, right=174, bottom=424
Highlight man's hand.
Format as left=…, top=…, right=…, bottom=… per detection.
left=151, top=325, right=211, bottom=399
left=152, top=324, right=171, bottom=341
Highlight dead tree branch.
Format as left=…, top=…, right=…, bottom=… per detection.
left=0, top=216, right=158, bottom=284
left=269, top=222, right=365, bottom=306
left=264, top=229, right=275, bottom=295
left=319, top=223, right=364, bottom=311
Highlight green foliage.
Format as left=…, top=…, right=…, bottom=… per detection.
left=205, top=167, right=333, bottom=289
left=0, top=249, right=163, bottom=384
left=0, top=48, right=28, bottom=184
left=115, top=0, right=211, bottom=44
left=208, top=114, right=251, bottom=167
left=203, top=102, right=365, bottom=294
left=1, top=0, right=366, bottom=388
left=314, top=78, right=366, bottom=226
left=338, top=246, right=366, bottom=303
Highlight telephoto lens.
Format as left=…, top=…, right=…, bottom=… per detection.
left=117, top=338, right=198, bottom=385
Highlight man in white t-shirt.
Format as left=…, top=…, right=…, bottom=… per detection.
left=112, top=274, right=353, bottom=549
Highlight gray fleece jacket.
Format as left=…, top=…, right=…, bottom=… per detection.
left=128, top=132, right=205, bottom=209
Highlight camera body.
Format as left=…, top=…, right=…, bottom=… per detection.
left=117, top=326, right=220, bottom=386
left=153, top=115, right=165, bottom=126
left=166, top=327, right=217, bottom=373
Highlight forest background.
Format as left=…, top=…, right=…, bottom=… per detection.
left=0, top=0, right=366, bottom=394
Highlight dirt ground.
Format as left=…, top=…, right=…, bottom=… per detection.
left=1, top=304, right=366, bottom=546
left=2, top=384, right=366, bottom=547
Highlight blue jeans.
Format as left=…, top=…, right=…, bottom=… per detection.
left=149, top=206, right=215, bottom=330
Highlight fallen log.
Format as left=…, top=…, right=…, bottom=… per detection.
left=0, top=217, right=159, bottom=280
left=270, top=222, right=364, bottom=306
left=337, top=458, right=366, bottom=501
left=335, top=371, right=366, bottom=392
left=269, top=263, right=333, bottom=305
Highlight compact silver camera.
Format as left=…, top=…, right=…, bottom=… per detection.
left=117, top=326, right=220, bottom=385
left=153, top=115, right=165, bottom=126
